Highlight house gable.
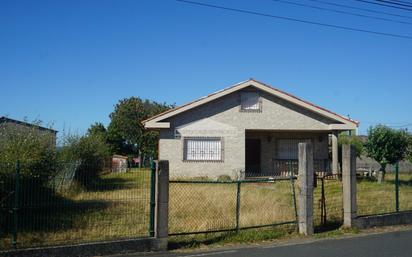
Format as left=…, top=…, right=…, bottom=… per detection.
left=144, top=79, right=358, bottom=131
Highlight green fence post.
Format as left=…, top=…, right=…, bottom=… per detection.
left=235, top=181, right=241, bottom=233
left=12, top=160, right=20, bottom=249
left=395, top=162, right=400, bottom=212
left=149, top=160, right=156, bottom=237
left=288, top=161, right=298, bottom=228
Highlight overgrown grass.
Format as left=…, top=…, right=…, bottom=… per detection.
left=169, top=180, right=297, bottom=235
left=0, top=168, right=152, bottom=250
left=2, top=170, right=411, bottom=250
left=357, top=172, right=412, bottom=215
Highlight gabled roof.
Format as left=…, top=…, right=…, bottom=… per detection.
left=143, top=79, right=359, bottom=130
left=0, top=116, right=58, bottom=133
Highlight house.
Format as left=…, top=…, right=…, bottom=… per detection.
left=143, top=79, right=359, bottom=179
left=0, top=116, right=57, bottom=147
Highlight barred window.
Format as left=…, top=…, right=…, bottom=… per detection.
left=183, top=138, right=222, bottom=161
left=240, top=92, right=261, bottom=111
left=277, top=139, right=311, bottom=159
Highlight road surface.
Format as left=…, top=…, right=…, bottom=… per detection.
left=123, top=229, right=412, bottom=257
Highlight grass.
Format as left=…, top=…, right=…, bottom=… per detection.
left=357, top=172, right=412, bottom=216
left=0, top=168, right=152, bottom=250
left=169, top=180, right=297, bottom=235
left=1, top=170, right=411, bottom=251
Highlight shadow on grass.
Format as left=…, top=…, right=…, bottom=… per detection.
left=169, top=226, right=296, bottom=250
left=314, top=221, right=342, bottom=233
left=0, top=182, right=112, bottom=236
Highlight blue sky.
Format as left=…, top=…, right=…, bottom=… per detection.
left=1, top=0, right=411, bottom=136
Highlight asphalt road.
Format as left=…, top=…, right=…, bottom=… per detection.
left=124, top=229, right=412, bottom=257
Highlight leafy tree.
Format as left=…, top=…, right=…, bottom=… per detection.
left=338, top=133, right=364, bottom=158
left=107, top=97, right=172, bottom=160
left=87, top=122, right=107, bottom=138
left=365, top=125, right=409, bottom=182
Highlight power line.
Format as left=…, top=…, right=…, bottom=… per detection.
left=378, top=0, right=412, bottom=8
left=307, top=0, right=412, bottom=20
left=271, top=0, right=412, bottom=25
left=355, top=0, right=412, bottom=12
left=175, top=0, right=412, bottom=40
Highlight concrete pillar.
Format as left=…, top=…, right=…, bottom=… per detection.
left=154, top=160, right=169, bottom=251
left=331, top=131, right=339, bottom=174
left=298, top=142, right=314, bottom=235
left=342, top=144, right=357, bottom=228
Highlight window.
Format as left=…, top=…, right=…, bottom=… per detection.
left=183, top=138, right=223, bottom=161
left=240, top=92, right=261, bottom=111
left=277, top=139, right=311, bottom=159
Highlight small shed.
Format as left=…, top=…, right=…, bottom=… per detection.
left=111, top=155, right=128, bottom=173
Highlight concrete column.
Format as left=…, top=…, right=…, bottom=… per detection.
left=331, top=131, right=339, bottom=174
left=342, top=144, right=357, bottom=228
left=154, top=160, right=169, bottom=251
left=298, top=142, right=314, bottom=235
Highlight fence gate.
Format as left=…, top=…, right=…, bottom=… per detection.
left=314, top=174, right=343, bottom=230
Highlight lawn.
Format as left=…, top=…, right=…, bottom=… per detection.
left=1, top=170, right=411, bottom=250
left=0, top=168, right=152, bottom=250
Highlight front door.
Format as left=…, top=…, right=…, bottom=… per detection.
left=245, top=139, right=261, bottom=174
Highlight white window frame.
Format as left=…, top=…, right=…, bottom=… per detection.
left=183, top=137, right=224, bottom=162
left=240, top=91, right=261, bottom=112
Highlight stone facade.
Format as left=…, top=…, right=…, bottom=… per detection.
left=158, top=87, right=339, bottom=179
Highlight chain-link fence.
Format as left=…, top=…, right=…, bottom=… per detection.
left=357, top=165, right=412, bottom=216
left=0, top=161, right=153, bottom=250
left=313, top=174, right=343, bottom=230
left=168, top=177, right=298, bottom=236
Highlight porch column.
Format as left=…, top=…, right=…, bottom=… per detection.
left=331, top=131, right=339, bottom=174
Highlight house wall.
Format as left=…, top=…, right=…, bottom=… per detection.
left=159, top=87, right=339, bottom=179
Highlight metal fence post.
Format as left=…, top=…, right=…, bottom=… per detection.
left=395, top=162, right=399, bottom=212
left=235, top=181, right=241, bottom=233
left=149, top=160, right=156, bottom=237
left=12, top=160, right=20, bottom=249
left=288, top=161, right=298, bottom=228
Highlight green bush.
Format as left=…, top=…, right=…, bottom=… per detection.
left=58, top=133, right=110, bottom=187
left=217, top=175, right=232, bottom=182
left=0, top=122, right=57, bottom=184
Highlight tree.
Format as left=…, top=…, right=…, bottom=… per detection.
left=365, top=125, right=409, bottom=183
left=87, top=122, right=107, bottom=139
left=107, top=97, right=172, bottom=160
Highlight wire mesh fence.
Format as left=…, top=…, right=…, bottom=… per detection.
left=0, top=161, right=153, bottom=250
left=168, top=177, right=298, bottom=236
left=357, top=168, right=412, bottom=216
left=313, top=174, right=343, bottom=229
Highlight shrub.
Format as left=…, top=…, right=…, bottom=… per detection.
left=0, top=121, right=57, bottom=184
left=217, top=175, right=232, bottom=182
left=58, top=133, right=110, bottom=187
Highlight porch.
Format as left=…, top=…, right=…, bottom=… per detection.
left=245, top=130, right=338, bottom=178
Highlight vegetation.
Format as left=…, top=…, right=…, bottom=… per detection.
left=338, top=133, right=364, bottom=158
left=1, top=170, right=412, bottom=250
left=58, top=131, right=111, bottom=186
left=365, top=125, right=409, bottom=182
left=107, top=97, right=173, bottom=159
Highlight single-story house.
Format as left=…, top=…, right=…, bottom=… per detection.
left=143, top=79, right=359, bottom=179
left=0, top=116, right=57, bottom=147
